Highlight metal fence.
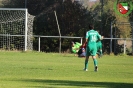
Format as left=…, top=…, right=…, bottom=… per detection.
left=0, top=33, right=132, bottom=54
left=33, top=36, right=133, bottom=54
left=103, top=38, right=133, bottom=55
left=33, top=35, right=83, bottom=53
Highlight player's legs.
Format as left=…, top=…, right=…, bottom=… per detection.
left=84, top=44, right=98, bottom=71
left=97, top=44, right=103, bottom=58
left=84, top=55, right=89, bottom=71
left=99, top=48, right=102, bottom=55
left=92, top=55, right=98, bottom=71
left=84, top=46, right=90, bottom=71
left=92, top=48, right=98, bottom=71
left=99, top=43, right=103, bottom=55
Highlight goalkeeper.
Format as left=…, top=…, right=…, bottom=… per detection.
left=77, top=42, right=87, bottom=57
left=71, top=42, right=82, bottom=55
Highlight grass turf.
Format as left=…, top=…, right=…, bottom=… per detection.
left=0, top=51, right=133, bottom=88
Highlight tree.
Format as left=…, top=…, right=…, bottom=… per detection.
left=2, top=0, right=132, bottom=53
left=33, top=0, right=91, bottom=52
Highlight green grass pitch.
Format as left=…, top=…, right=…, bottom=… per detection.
left=0, top=51, right=133, bottom=88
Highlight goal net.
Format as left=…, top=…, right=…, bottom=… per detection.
left=0, top=8, right=34, bottom=51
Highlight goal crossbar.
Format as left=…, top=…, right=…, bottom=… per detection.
left=0, top=8, right=27, bottom=10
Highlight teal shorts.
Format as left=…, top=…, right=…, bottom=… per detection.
left=97, top=41, right=102, bottom=51
left=86, top=44, right=97, bottom=56
left=97, top=44, right=102, bottom=51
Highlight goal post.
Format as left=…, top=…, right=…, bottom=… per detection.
left=0, top=8, right=33, bottom=51
left=25, top=8, right=28, bottom=51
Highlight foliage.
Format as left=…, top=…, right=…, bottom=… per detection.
left=33, top=0, right=90, bottom=52
left=0, top=0, right=132, bottom=53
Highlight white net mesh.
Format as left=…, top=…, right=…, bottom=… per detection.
left=0, top=10, right=25, bottom=22
left=0, top=9, right=34, bottom=51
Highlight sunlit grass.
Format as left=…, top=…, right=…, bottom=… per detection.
left=0, top=51, right=133, bottom=88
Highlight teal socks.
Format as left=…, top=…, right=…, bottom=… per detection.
left=93, top=59, right=98, bottom=67
left=85, top=59, right=98, bottom=70
left=100, top=50, right=102, bottom=55
left=85, top=59, right=89, bottom=69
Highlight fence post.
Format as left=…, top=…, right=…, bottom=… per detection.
left=132, top=26, right=133, bottom=55
left=38, top=37, right=40, bottom=52
left=110, top=22, right=113, bottom=53
left=124, top=40, right=126, bottom=54
left=81, top=38, right=83, bottom=45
